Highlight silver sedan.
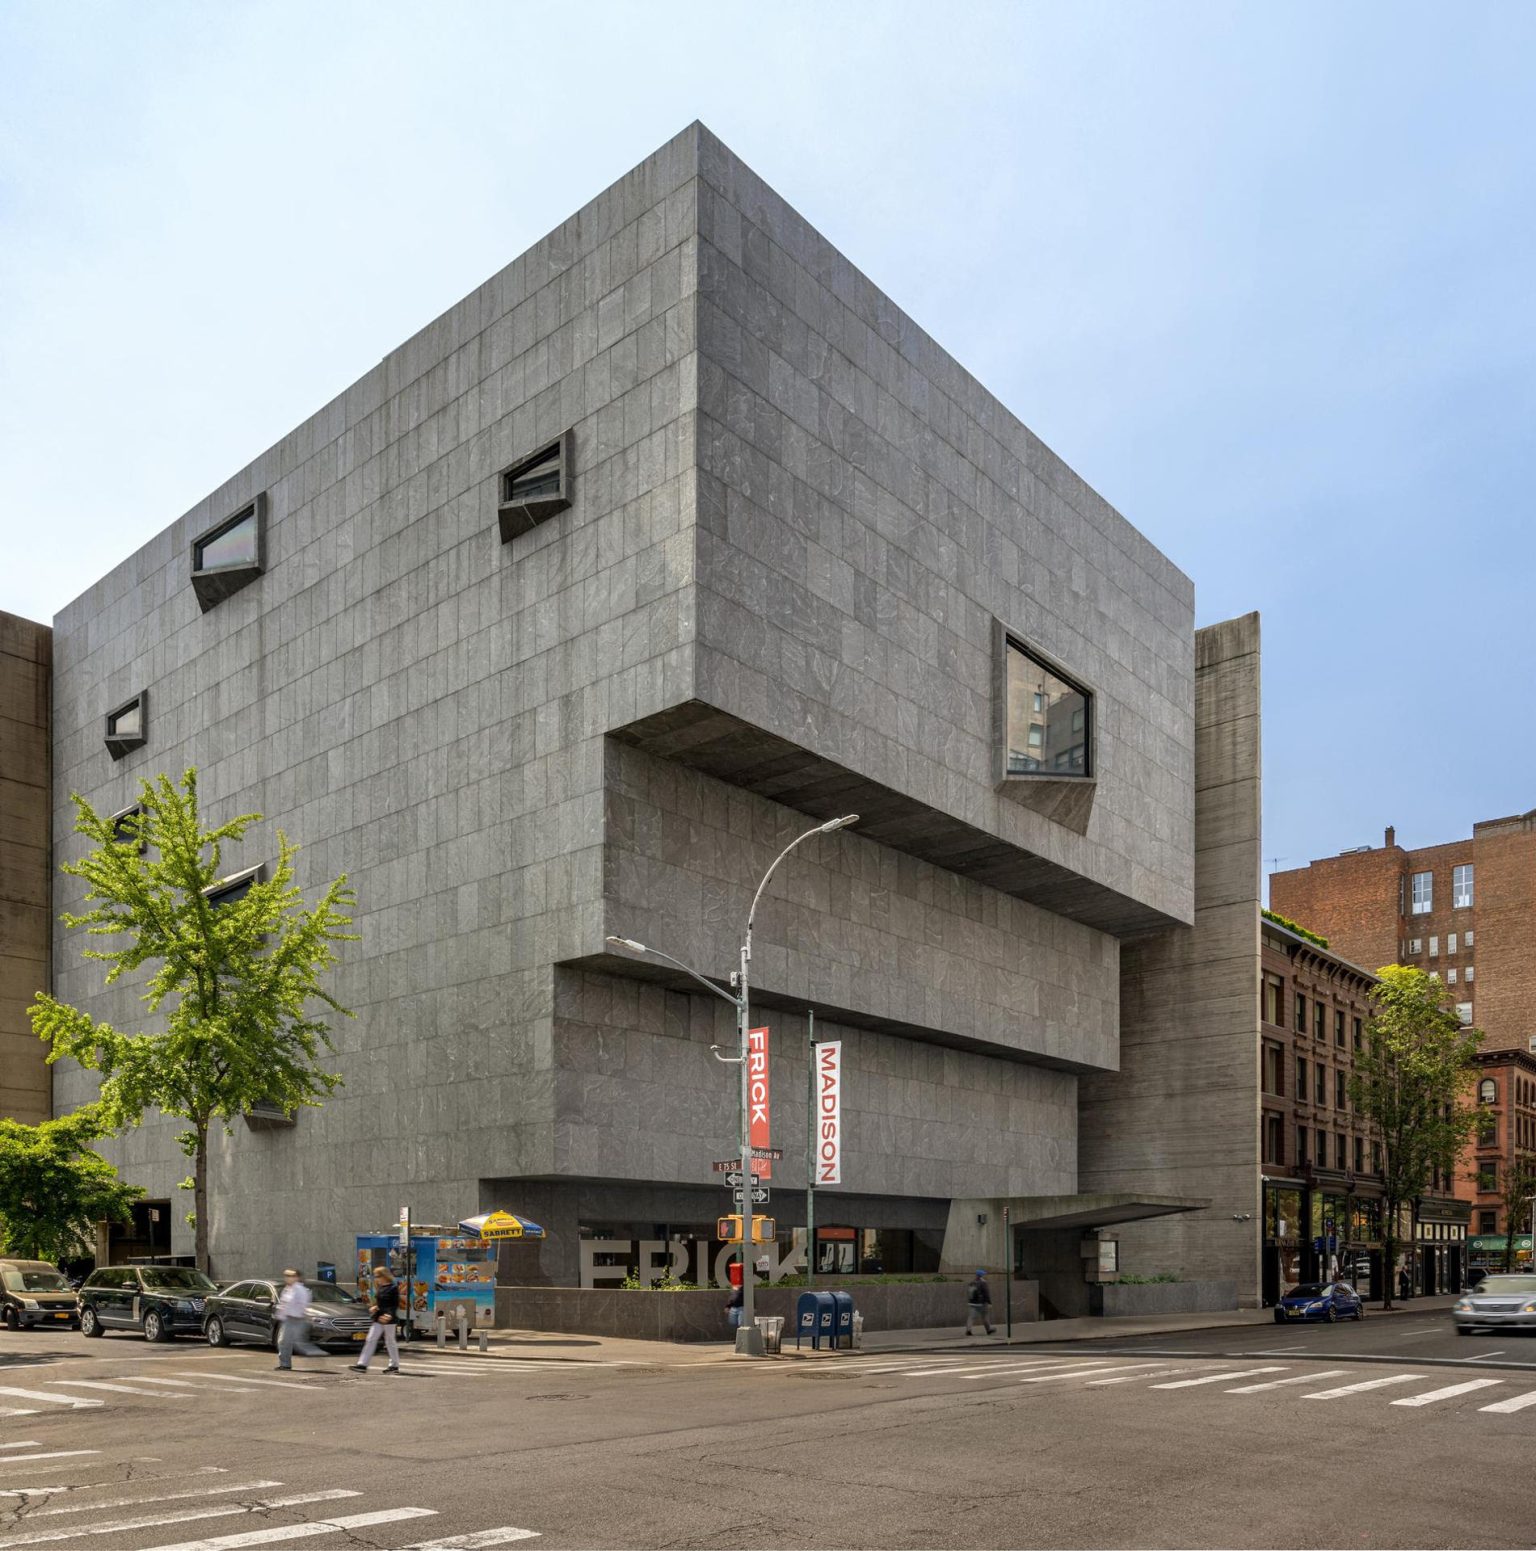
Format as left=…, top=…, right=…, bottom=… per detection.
left=1453, top=1274, right=1536, bottom=1334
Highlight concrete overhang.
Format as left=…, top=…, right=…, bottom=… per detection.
left=991, top=1193, right=1211, bottom=1232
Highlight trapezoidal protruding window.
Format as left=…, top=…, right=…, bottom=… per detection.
left=191, top=493, right=266, bottom=611
left=497, top=431, right=572, bottom=542
left=1004, top=639, right=1091, bottom=777
left=104, top=691, right=148, bottom=761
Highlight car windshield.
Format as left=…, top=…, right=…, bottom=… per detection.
left=312, top=1286, right=361, bottom=1304
left=140, top=1268, right=217, bottom=1292
left=2, top=1270, right=70, bottom=1293
left=1287, top=1284, right=1328, bottom=1298
left=1474, top=1277, right=1536, bottom=1295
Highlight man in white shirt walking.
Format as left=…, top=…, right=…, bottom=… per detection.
left=275, top=1268, right=328, bottom=1370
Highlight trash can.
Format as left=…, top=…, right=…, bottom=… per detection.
left=830, top=1291, right=855, bottom=1349
left=796, top=1291, right=836, bottom=1350
left=754, top=1315, right=784, bottom=1354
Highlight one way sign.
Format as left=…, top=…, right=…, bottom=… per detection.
left=733, top=1184, right=770, bottom=1206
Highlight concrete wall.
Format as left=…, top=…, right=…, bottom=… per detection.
left=1077, top=614, right=1263, bottom=1304
left=0, top=612, right=50, bottom=1125
left=46, top=124, right=1203, bottom=1285
left=1093, top=1280, right=1237, bottom=1317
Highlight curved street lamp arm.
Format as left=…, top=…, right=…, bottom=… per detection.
left=604, top=936, right=740, bottom=1009
left=743, top=814, right=860, bottom=954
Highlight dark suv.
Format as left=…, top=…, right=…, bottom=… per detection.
left=78, top=1265, right=219, bottom=1342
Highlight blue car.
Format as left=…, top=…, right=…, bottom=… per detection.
left=1274, top=1280, right=1366, bottom=1323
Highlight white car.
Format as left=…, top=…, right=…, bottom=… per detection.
left=1453, top=1274, right=1536, bottom=1335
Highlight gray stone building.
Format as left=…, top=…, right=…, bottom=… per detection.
left=46, top=124, right=1262, bottom=1305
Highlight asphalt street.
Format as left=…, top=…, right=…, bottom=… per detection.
left=1, top=1316, right=1534, bottom=1550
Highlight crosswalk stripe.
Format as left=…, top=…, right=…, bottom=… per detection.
left=1479, top=1389, right=1536, bottom=1414
left=123, top=1376, right=278, bottom=1395
left=1391, top=1379, right=1503, bottom=1408
left=1150, top=1367, right=1286, bottom=1390
left=0, top=1388, right=101, bottom=1409
left=27, top=1482, right=285, bottom=1518
left=0, top=1491, right=358, bottom=1548
left=48, top=1380, right=174, bottom=1397
left=399, top=1530, right=542, bottom=1549
left=905, top=1359, right=1105, bottom=1378
left=0, top=1412, right=38, bottom=1419
left=1018, top=1362, right=1168, bottom=1384
left=1303, top=1374, right=1422, bottom=1399
left=0, top=1445, right=40, bottom=1452
left=1086, top=1368, right=1193, bottom=1385
left=137, top=1505, right=438, bottom=1551
left=0, top=1468, right=231, bottom=1501
left=1226, top=1370, right=1346, bottom=1394
left=163, top=1372, right=322, bottom=1389
left=0, top=1451, right=100, bottom=1465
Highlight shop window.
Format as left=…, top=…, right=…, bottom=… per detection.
left=1003, top=638, right=1091, bottom=777
left=498, top=431, right=573, bottom=541
left=104, top=691, right=148, bottom=760
left=191, top=494, right=266, bottom=611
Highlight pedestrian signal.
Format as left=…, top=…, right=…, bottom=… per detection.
left=750, top=1215, right=777, bottom=1243
left=717, top=1215, right=745, bottom=1242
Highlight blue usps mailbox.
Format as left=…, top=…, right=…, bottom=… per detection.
left=796, top=1291, right=836, bottom=1350
left=830, top=1291, right=854, bottom=1347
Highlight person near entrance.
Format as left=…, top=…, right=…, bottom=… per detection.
left=274, top=1268, right=327, bottom=1370
left=965, top=1268, right=995, bottom=1336
left=353, top=1266, right=402, bottom=1373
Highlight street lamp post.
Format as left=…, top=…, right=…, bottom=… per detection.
left=608, top=811, right=858, bottom=1356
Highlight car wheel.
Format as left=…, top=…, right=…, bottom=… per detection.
left=1273, top=1311, right=1285, bottom=1324
left=2, top=1306, right=17, bottom=1331
left=205, top=1316, right=228, bottom=1348
left=80, top=1306, right=103, bottom=1338
left=1356, top=1303, right=1366, bottom=1320
left=142, top=1309, right=171, bottom=1343
left=1327, top=1306, right=1338, bottom=1323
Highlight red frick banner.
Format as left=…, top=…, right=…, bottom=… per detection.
left=748, top=1025, right=771, bottom=1179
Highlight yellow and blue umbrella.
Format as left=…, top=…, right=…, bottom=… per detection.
left=458, top=1210, right=546, bottom=1242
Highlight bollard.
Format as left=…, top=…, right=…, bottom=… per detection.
left=478, top=1329, right=489, bottom=1354
left=435, top=1311, right=446, bottom=1349
left=457, top=1312, right=468, bottom=1351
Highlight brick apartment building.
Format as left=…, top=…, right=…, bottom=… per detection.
left=1260, top=912, right=1467, bottom=1303
left=1271, top=814, right=1536, bottom=1266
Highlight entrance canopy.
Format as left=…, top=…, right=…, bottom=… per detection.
left=1002, top=1193, right=1211, bottom=1232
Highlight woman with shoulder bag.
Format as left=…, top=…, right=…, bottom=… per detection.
left=352, top=1267, right=402, bottom=1373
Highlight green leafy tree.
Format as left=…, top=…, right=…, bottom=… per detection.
left=29, top=770, right=357, bottom=1275
left=1350, top=965, right=1481, bottom=1308
left=0, top=1105, right=142, bottom=1263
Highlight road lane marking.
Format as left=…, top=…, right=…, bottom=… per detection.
left=1303, top=1374, right=1423, bottom=1399
left=1085, top=1368, right=1193, bottom=1385
left=0, top=1490, right=360, bottom=1548
left=1018, top=1362, right=1170, bottom=1384
left=0, top=1388, right=101, bottom=1409
left=1391, top=1379, right=1503, bottom=1407
left=1225, top=1370, right=1346, bottom=1393
left=30, top=1483, right=285, bottom=1517
left=1479, top=1390, right=1536, bottom=1414
left=1463, top=1351, right=1506, bottom=1361
left=0, top=1445, right=40, bottom=1452
left=137, top=1505, right=438, bottom=1551
left=47, top=1380, right=174, bottom=1397
left=1150, top=1367, right=1286, bottom=1389
left=0, top=1451, right=100, bottom=1465
left=399, top=1531, right=542, bottom=1548
left=0, top=1411, right=38, bottom=1418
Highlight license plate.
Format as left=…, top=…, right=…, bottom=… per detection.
left=352, top=1332, right=367, bottom=1341
left=1286, top=1309, right=1300, bottom=1317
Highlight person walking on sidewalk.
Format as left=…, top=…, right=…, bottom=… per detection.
left=965, top=1268, right=996, bottom=1337
left=353, top=1266, right=402, bottom=1374
left=274, top=1268, right=328, bottom=1370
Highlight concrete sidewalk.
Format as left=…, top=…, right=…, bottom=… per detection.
left=422, top=1295, right=1462, bottom=1365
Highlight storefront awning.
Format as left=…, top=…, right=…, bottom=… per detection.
left=998, top=1193, right=1211, bottom=1232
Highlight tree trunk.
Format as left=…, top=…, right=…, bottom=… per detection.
left=194, top=1120, right=210, bottom=1275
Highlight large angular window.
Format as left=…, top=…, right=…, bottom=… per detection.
left=110, top=803, right=147, bottom=853
left=104, top=691, right=148, bottom=760
left=191, top=494, right=266, bottom=611
left=204, top=863, right=265, bottom=908
left=1004, top=640, right=1090, bottom=777
left=498, top=431, right=572, bottom=542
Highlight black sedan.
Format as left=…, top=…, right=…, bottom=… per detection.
left=203, top=1279, right=373, bottom=1350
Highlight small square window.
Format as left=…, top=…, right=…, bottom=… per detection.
left=1429, top=936, right=1438, bottom=957
left=104, top=691, right=148, bottom=760
left=1447, top=967, right=1458, bottom=984
left=191, top=494, right=266, bottom=611
left=1465, top=929, right=1474, bottom=948
left=1410, top=938, right=1422, bottom=955
left=498, top=432, right=573, bottom=541
left=1002, top=638, right=1092, bottom=779
left=204, top=863, right=265, bottom=907
left=1466, top=965, right=1474, bottom=983
left=109, top=803, right=147, bottom=854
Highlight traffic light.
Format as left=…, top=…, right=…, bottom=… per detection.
left=750, top=1215, right=777, bottom=1244
left=717, top=1215, right=744, bottom=1243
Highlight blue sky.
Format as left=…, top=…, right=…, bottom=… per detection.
left=3, top=2, right=1532, bottom=882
